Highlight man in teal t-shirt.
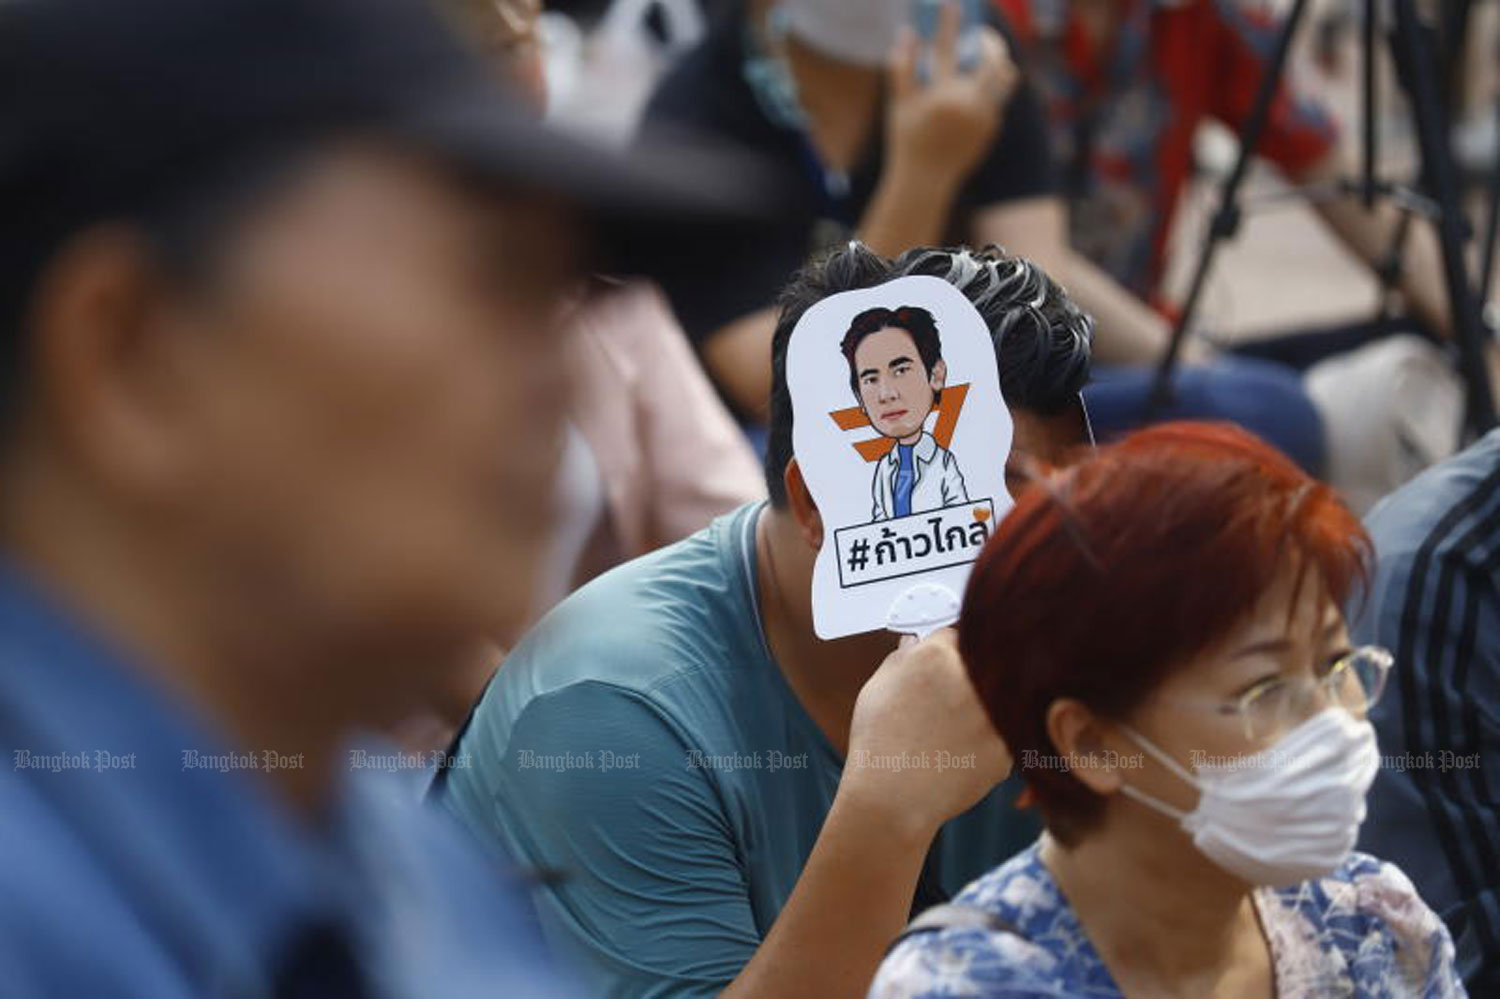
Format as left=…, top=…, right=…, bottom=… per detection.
left=435, top=245, right=1096, bottom=998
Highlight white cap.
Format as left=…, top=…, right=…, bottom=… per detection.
left=780, top=0, right=907, bottom=67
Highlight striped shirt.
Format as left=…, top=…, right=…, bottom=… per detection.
left=1355, top=429, right=1500, bottom=995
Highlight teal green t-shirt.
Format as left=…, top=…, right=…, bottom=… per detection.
left=436, top=502, right=1037, bottom=998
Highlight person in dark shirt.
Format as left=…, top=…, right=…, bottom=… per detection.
left=1355, top=429, right=1500, bottom=994
left=644, top=0, right=1047, bottom=413
left=643, top=0, right=1327, bottom=474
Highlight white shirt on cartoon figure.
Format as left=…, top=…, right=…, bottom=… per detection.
left=870, top=430, right=970, bottom=521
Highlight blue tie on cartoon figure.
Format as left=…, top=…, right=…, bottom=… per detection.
left=893, top=443, right=916, bottom=518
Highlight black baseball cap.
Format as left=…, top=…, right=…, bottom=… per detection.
left=0, top=0, right=782, bottom=275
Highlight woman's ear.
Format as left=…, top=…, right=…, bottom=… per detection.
left=1045, top=697, right=1127, bottom=796
left=783, top=457, right=824, bottom=550
left=930, top=358, right=947, bottom=393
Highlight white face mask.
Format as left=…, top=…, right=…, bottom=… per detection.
left=1119, top=707, right=1380, bottom=887
left=779, top=0, right=907, bottom=67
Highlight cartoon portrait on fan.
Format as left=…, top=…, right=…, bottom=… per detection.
left=787, top=273, right=1015, bottom=640
left=842, top=303, right=971, bottom=521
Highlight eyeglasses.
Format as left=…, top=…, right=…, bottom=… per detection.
left=1178, top=646, right=1394, bottom=742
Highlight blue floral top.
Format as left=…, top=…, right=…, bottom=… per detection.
left=872, top=843, right=1465, bottom=999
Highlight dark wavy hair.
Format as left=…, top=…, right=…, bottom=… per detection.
left=840, top=305, right=944, bottom=404
left=764, top=243, right=1094, bottom=506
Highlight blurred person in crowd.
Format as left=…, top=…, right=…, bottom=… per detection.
left=873, top=422, right=1463, bottom=999
left=446, top=0, right=764, bottom=609
left=434, top=242, right=1093, bottom=999
left=642, top=0, right=1325, bottom=471
left=990, top=0, right=1458, bottom=369
left=987, top=0, right=1488, bottom=505
left=443, top=0, right=550, bottom=103
left=0, top=0, right=771, bottom=994
left=405, top=0, right=764, bottom=753
left=1354, top=430, right=1500, bottom=994
left=402, top=279, right=769, bottom=754
left=539, top=281, right=768, bottom=600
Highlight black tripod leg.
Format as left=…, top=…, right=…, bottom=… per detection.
left=1362, top=0, right=1378, bottom=208
left=1481, top=98, right=1500, bottom=303
left=1391, top=0, right=1498, bottom=434
left=1375, top=212, right=1414, bottom=320
left=1148, top=0, right=1313, bottom=414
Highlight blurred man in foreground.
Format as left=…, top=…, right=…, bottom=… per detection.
left=0, top=0, right=765, bottom=994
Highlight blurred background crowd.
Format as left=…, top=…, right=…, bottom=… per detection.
left=1, top=0, right=1498, bottom=996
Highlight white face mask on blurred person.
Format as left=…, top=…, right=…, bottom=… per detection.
left=1118, top=708, right=1381, bottom=887
left=779, top=0, right=906, bottom=67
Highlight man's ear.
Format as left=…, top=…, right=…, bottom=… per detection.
left=783, top=457, right=824, bottom=551
left=1045, top=697, right=1126, bottom=797
left=930, top=358, right=947, bottom=393
left=28, top=227, right=192, bottom=497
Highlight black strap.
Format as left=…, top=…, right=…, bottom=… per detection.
left=425, top=699, right=478, bottom=797
left=888, top=902, right=1021, bottom=956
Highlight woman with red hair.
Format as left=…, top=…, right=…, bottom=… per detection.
left=871, top=423, right=1463, bottom=998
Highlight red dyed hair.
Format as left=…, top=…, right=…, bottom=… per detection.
left=958, top=422, right=1371, bottom=843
